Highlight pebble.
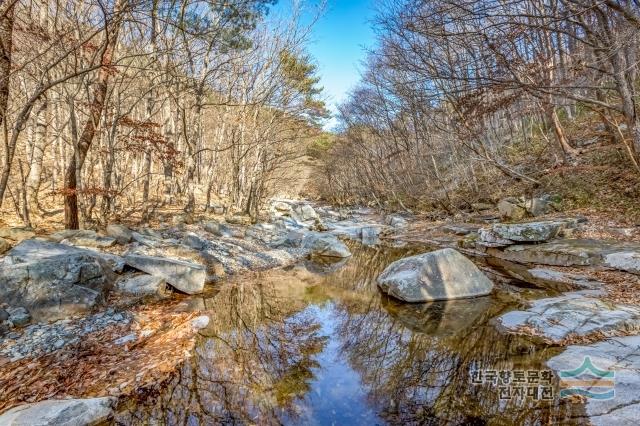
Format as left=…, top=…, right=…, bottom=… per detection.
left=0, top=310, right=131, bottom=361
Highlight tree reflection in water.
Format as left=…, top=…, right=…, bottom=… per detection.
left=118, top=244, right=586, bottom=425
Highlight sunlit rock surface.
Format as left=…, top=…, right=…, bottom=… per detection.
left=0, top=397, right=115, bottom=425
left=377, top=248, right=493, bottom=302
left=497, top=292, right=640, bottom=343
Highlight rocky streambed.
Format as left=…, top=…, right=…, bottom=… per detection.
left=1, top=200, right=640, bottom=425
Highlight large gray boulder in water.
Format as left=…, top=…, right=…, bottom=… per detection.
left=124, top=254, right=206, bottom=294
left=377, top=248, right=493, bottom=302
left=0, top=397, right=115, bottom=425
left=301, top=232, right=351, bottom=258
left=0, top=240, right=115, bottom=321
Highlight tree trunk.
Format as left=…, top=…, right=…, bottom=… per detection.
left=0, top=2, right=13, bottom=130
left=64, top=3, right=123, bottom=229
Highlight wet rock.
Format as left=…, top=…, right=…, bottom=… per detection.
left=0, top=241, right=114, bottom=321
left=116, top=274, right=168, bottom=297
left=124, top=254, right=206, bottom=295
left=496, top=292, right=640, bottom=343
left=377, top=248, right=494, bottom=302
left=301, top=232, right=352, bottom=258
left=0, top=237, right=11, bottom=254
left=546, top=336, right=640, bottom=426
left=106, top=224, right=133, bottom=244
left=0, top=227, right=35, bottom=242
left=0, top=397, right=116, bottom=425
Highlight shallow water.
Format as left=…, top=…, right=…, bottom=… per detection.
left=117, top=244, right=586, bottom=425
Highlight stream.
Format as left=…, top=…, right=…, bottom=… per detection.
left=116, top=243, right=587, bottom=425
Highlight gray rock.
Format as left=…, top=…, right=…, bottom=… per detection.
left=1, top=241, right=114, bottom=321
left=546, top=336, right=640, bottom=426
left=61, top=230, right=117, bottom=249
left=106, top=224, right=133, bottom=244
left=497, top=292, right=640, bottom=343
left=604, top=252, right=640, bottom=274
left=271, top=201, right=293, bottom=213
left=131, top=231, right=165, bottom=248
left=0, top=227, right=35, bottom=242
left=377, top=248, right=494, bottom=302
left=203, top=221, right=234, bottom=238
left=361, top=226, right=380, bottom=246
left=0, top=308, right=9, bottom=321
left=296, top=204, right=319, bottom=221
left=488, top=239, right=640, bottom=274
left=301, top=232, right=351, bottom=258
left=191, top=315, right=210, bottom=330
left=385, top=214, right=409, bottom=228
left=478, top=228, right=514, bottom=247
left=8, top=307, right=31, bottom=327
left=6, top=238, right=124, bottom=273
left=0, top=397, right=116, bottom=425
left=498, top=198, right=526, bottom=220
left=490, top=220, right=564, bottom=242
left=124, top=254, right=206, bottom=294
left=181, top=232, right=208, bottom=250
left=116, top=274, right=167, bottom=296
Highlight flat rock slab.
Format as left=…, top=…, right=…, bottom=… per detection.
left=491, top=221, right=564, bottom=242
left=0, top=397, right=116, bottom=425
left=488, top=239, right=640, bottom=274
left=377, top=248, right=494, bottom=302
left=547, top=336, right=640, bottom=426
left=496, top=292, right=640, bottom=343
left=124, top=255, right=206, bottom=295
left=116, top=274, right=167, bottom=296
left=6, top=239, right=124, bottom=273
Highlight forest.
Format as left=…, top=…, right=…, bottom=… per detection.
left=315, top=0, right=640, bottom=221
left=0, top=0, right=325, bottom=229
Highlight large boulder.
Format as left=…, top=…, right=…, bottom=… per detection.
left=296, top=204, right=319, bottom=221
left=124, top=254, right=206, bottom=294
left=0, top=397, right=116, bottom=425
left=377, top=248, right=493, bottom=302
left=0, top=241, right=115, bottom=321
left=498, top=198, right=527, bottom=220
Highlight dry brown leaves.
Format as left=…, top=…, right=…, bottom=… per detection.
left=0, top=300, right=202, bottom=413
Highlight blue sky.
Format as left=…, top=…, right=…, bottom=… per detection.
left=274, top=1, right=378, bottom=129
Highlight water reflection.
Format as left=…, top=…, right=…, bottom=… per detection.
left=117, top=245, right=585, bottom=425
